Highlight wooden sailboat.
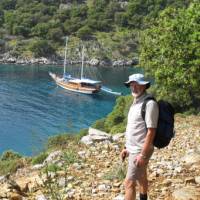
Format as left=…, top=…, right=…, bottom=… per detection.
left=49, top=37, right=102, bottom=94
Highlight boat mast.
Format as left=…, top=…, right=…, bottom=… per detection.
left=63, top=36, right=68, bottom=76
left=81, top=45, right=84, bottom=80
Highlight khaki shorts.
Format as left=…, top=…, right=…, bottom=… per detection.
left=126, top=149, right=154, bottom=181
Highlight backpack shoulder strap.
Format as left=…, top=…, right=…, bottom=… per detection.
left=141, top=96, right=156, bottom=120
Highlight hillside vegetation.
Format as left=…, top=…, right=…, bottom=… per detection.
left=0, top=0, right=190, bottom=60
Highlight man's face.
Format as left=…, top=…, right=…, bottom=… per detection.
left=130, top=82, right=146, bottom=97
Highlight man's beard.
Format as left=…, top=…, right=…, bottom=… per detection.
left=132, top=90, right=144, bottom=98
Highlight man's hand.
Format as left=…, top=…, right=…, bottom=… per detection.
left=120, top=149, right=129, bottom=161
left=134, top=154, right=147, bottom=167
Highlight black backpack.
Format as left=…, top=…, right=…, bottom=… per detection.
left=141, top=97, right=175, bottom=148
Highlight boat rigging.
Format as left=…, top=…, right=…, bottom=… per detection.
left=49, top=37, right=121, bottom=96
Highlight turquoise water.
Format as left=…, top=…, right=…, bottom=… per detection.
left=0, top=64, right=137, bottom=155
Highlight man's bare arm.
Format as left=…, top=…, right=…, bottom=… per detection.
left=141, top=128, right=156, bottom=158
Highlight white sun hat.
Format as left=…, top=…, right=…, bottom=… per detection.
left=124, top=73, right=151, bottom=89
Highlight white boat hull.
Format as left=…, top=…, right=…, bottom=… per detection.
left=57, top=82, right=95, bottom=94
left=49, top=72, right=100, bottom=94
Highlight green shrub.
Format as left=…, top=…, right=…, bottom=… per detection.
left=77, top=25, right=93, bottom=40
left=31, top=152, right=48, bottom=165
left=63, top=150, right=78, bottom=166
left=41, top=164, right=66, bottom=199
left=91, top=95, right=132, bottom=134
left=175, top=113, right=187, bottom=118
left=75, top=128, right=88, bottom=141
left=0, top=150, right=25, bottom=175
left=110, top=123, right=126, bottom=134
left=46, top=133, right=75, bottom=150
left=0, top=159, right=24, bottom=175
left=47, top=27, right=64, bottom=42
left=91, top=118, right=106, bottom=131
left=46, top=130, right=88, bottom=150
left=103, top=162, right=126, bottom=181
left=184, top=108, right=199, bottom=116
left=31, top=23, right=50, bottom=38
left=28, top=38, right=55, bottom=57
left=1, top=150, right=21, bottom=161
left=140, top=3, right=200, bottom=112
left=104, top=96, right=132, bottom=133
left=45, top=164, right=61, bottom=172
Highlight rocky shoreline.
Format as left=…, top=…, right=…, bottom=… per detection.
left=0, top=53, right=138, bottom=67
left=0, top=115, right=200, bottom=200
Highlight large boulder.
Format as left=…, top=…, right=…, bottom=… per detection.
left=112, top=133, right=124, bottom=142
left=43, top=150, right=63, bottom=165
left=88, top=127, right=112, bottom=142
left=89, top=58, right=99, bottom=66
left=81, top=135, right=93, bottom=145
left=81, top=127, right=112, bottom=145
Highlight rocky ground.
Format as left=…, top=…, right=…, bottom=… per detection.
left=0, top=115, right=200, bottom=200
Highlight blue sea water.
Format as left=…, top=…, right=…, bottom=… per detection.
left=0, top=64, right=138, bottom=155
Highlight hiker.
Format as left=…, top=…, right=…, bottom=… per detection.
left=121, top=73, right=159, bottom=200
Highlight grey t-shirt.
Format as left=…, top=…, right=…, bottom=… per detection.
left=125, top=93, right=159, bottom=154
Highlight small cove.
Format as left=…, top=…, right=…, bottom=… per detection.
left=0, top=64, right=139, bottom=155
